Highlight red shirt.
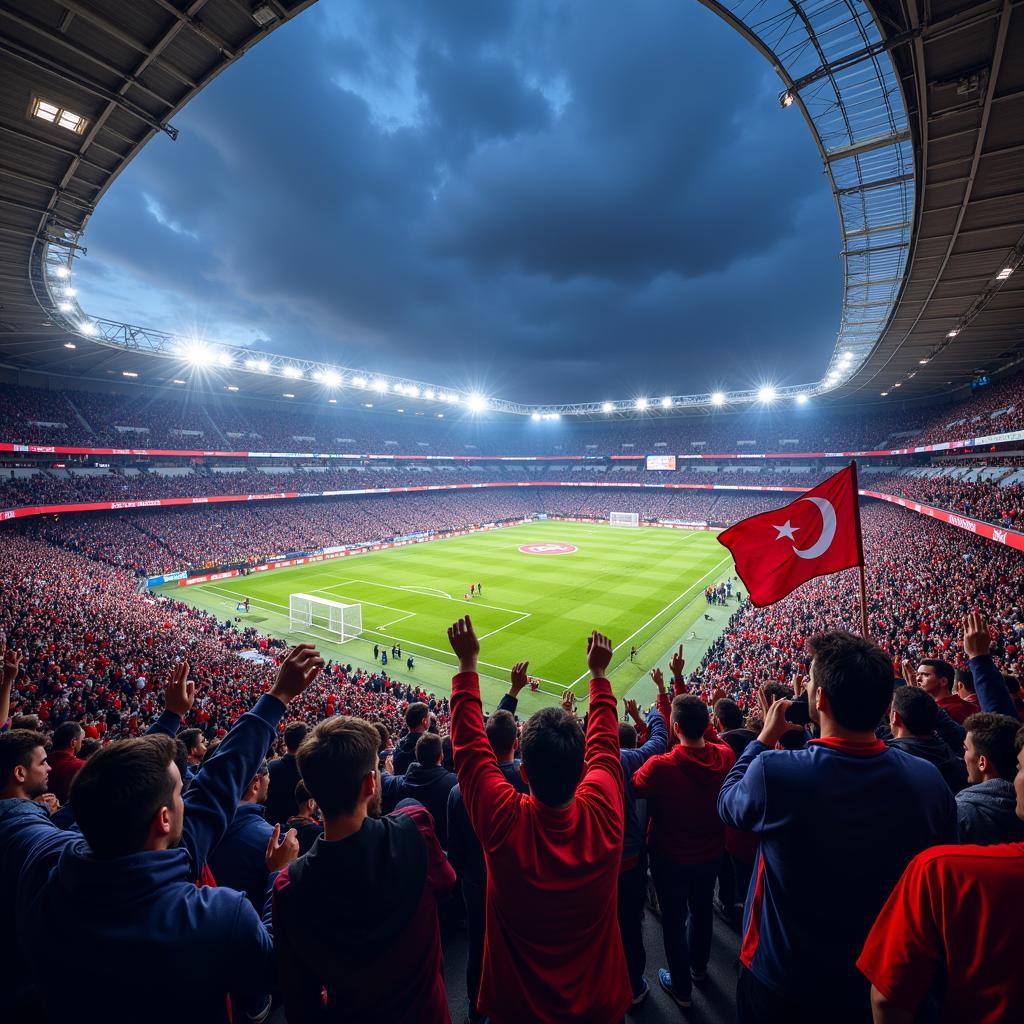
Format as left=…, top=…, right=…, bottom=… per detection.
left=857, top=843, right=1024, bottom=1023
left=937, top=694, right=975, bottom=724
left=632, top=740, right=735, bottom=864
left=450, top=671, right=631, bottom=1024
left=48, top=748, right=86, bottom=804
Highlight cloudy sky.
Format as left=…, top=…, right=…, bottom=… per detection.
left=76, top=0, right=842, bottom=405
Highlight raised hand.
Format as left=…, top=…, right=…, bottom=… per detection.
left=710, top=685, right=730, bottom=706
left=510, top=661, right=530, bottom=697
left=901, top=661, right=917, bottom=688
left=756, top=697, right=799, bottom=748
left=586, top=630, right=613, bottom=678
left=624, top=698, right=641, bottom=722
left=757, top=683, right=773, bottom=719
left=447, top=616, right=480, bottom=671
left=269, top=644, right=325, bottom=705
left=164, top=661, right=195, bottom=717
left=650, top=667, right=666, bottom=694
left=2, top=644, right=22, bottom=685
left=791, top=674, right=806, bottom=699
left=264, top=823, right=300, bottom=871
left=669, top=644, right=685, bottom=681
left=561, top=689, right=576, bottom=715
left=963, top=612, right=994, bottom=660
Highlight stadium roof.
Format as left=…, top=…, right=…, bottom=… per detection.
left=0, top=0, right=1020, bottom=414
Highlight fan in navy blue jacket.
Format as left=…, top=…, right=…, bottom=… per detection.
left=718, top=631, right=957, bottom=1024
left=448, top=685, right=528, bottom=1024
left=21, top=646, right=323, bottom=1024
left=1, top=678, right=187, bottom=1018
left=616, top=690, right=668, bottom=1004
left=381, top=731, right=458, bottom=845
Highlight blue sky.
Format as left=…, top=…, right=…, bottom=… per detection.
left=76, top=0, right=841, bottom=404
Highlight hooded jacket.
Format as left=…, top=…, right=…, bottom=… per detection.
left=20, top=696, right=283, bottom=1024
left=957, top=778, right=1024, bottom=845
left=632, top=736, right=736, bottom=865
left=272, top=803, right=455, bottom=1023
left=391, top=729, right=425, bottom=776
left=887, top=734, right=968, bottom=793
left=381, top=761, right=458, bottom=845
left=206, top=801, right=276, bottom=913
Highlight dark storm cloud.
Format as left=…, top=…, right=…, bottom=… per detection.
left=75, top=0, right=842, bottom=403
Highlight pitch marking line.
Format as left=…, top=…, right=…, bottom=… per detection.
left=320, top=578, right=533, bottom=620
left=399, top=585, right=452, bottom=599
left=565, top=553, right=735, bottom=688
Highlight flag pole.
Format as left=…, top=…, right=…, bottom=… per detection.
left=849, top=459, right=869, bottom=637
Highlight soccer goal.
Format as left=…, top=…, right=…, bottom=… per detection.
left=289, top=593, right=363, bottom=643
left=610, top=511, right=640, bottom=528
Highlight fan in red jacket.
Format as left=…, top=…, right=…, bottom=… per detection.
left=448, top=617, right=631, bottom=1024
left=47, top=722, right=86, bottom=804
left=633, top=694, right=735, bottom=1008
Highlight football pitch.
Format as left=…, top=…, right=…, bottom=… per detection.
left=160, top=521, right=736, bottom=713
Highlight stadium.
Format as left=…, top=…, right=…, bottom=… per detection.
left=0, top=1, right=1022, bottom=1022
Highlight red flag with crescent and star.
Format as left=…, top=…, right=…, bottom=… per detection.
left=717, top=463, right=864, bottom=607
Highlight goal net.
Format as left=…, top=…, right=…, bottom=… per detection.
left=289, top=593, right=363, bottom=643
left=610, top=511, right=640, bottom=528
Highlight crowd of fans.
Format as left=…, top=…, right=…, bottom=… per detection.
left=870, top=471, right=1024, bottom=529
left=5, top=369, right=1023, bottom=457
left=1, top=496, right=1022, bottom=1021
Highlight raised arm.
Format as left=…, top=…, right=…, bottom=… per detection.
left=144, top=660, right=195, bottom=738
left=580, top=631, right=624, bottom=793
left=0, top=644, right=21, bottom=728
left=963, top=614, right=1018, bottom=718
left=448, top=617, right=520, bottom=846
left=182, top=645, right=323, bottom=874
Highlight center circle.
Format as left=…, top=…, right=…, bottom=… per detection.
left=519, top=542, right=578, bottom=555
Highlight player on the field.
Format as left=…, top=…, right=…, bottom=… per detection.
left=471, top=584, right=476, bottom=597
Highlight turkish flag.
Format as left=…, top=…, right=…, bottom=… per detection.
left=717, top=464, right=863, bottom=607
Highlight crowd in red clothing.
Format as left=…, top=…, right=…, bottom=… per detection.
left=870, top=470, right=1024, bottom=529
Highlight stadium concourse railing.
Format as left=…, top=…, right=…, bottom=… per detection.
left=2, top=480, right=1022, bottom=558
left=4, top=422, right=1024, bottom=461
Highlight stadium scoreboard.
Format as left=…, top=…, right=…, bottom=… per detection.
left=646, top=455, right=677, bottom=471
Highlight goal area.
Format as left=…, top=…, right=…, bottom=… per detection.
left=610, top=511, right=640, bottom=528
left=289, top=593, right=363, bottom=643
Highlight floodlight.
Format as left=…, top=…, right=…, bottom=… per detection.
left=182, top=343, right=212, bottom=367
left=880, top=391, right=888, bottom=396
left=328, top=398, right=337, bottom=404
left=424, top=389, right=435, bottom=401
left=227, top=385, right=239, bottom=392
left=64, top=287, right=77, bottom=297
left=795, top=393, right=809, bottom=405
left=173, top=379, right=186, bottom=385
left=78, top=321, right=96, bottom=336
left=372, top=379, right=388, bottom=393
left=246, top=358, right=270, bottom=373
left=711, top=391, right=725, bottom=406
left=322, top=369, right=342, bottom=387
left=437, top=413, right=444, bottom=418
left=352, top=375, right=367, bottom=388
left=215, top=351, right=232, bottom=367
left=54, top=266, right=70, bottom=279
left=758, top=386, right=776, bottom=403
left=660, top=397, right=672, bottom=408
left=996, top=267, right=1013, bottom=281
left=283, top=365, right=303, bottom=379
left=531, top=412, right=541, bottom=421
left=283, top=393, right=295, bottom=398
left=122, top=371, right=138, bottom=378
left=780, top=91, right=795, bottom=108
left=408, top=386, right=420, bottom=398
left=601, top=401, right=614, bottom=413
left=58, top=302, right=73, bottom=312
left=893, top=382, right=901, bottom=388
left=63, top=342, right=76, bottom=349
left=947, top=329, right=959, bottom=338
left=467, top=393, right=488, bottom=412
left=919, top=358, right=929, bottom=365
left=635, top=397, right=648, bottom=410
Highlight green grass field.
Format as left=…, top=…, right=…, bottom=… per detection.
left=160, top=520, right=736, bottom=713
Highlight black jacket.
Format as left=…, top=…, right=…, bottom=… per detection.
left=382, top=762, right=458, bottom=846
left=887, top=735, right=968, bottom=794
left=266, top=753, right=301, bottom=826
left=392, top=731, right=423, bottom=776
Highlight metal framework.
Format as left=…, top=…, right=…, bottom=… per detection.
left=39, top=0, right=916, bottom=418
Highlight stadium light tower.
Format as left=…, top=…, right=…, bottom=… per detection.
left=635, top=397, right=648, bottom=410
left=758, top=385, right=777, bottom=403
left=468, top=393, right=488, bottom=412
left=660, top=397, right=672, bottom=409
left=711, top=391, right=725, bottom=406
left=182, top=342, right=212, bottom=367
left=601, top=401, right=614, bottom=413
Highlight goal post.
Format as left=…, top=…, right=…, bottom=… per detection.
left=610, top=511, right=640, bottom=528
left=289, top=593, right=362, bottom=643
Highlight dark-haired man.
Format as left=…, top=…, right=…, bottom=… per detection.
left=718, top=631, right=957, bottom=1024
left=178, top=726, right=208, bottom=781
left=381, top=731, right=457, bottom=845
left=448, top=617, right=631, bottom=1024
left=392, top=701, right=430, bottom=775
left=957, top=711, right=1024, bottom=844
left=21, top=647, right=322, bottom=1024
left=633, top=694, right=735, bottom=1007
left=915, top=658, right=974, bottom=724
left=858, top=727, right=1024, bottom=1023
left=273, top=715, right=455, bottom=1023
left=448, top=683, right=529, bottom=1024
left=285, top=780, right=322, bottom=856
left=266, top=720, right=308, bottom=826
left=714, top=697, right=757, bottom=758
left=887, top=685, right=967, bottom=793
left=48, top=721, right=85, bottom=804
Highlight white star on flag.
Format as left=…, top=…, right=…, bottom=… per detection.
left=773, top=520, right=799, bottom=541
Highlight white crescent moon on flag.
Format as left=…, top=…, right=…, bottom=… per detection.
left=792, top=497, right=837, bottom=560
